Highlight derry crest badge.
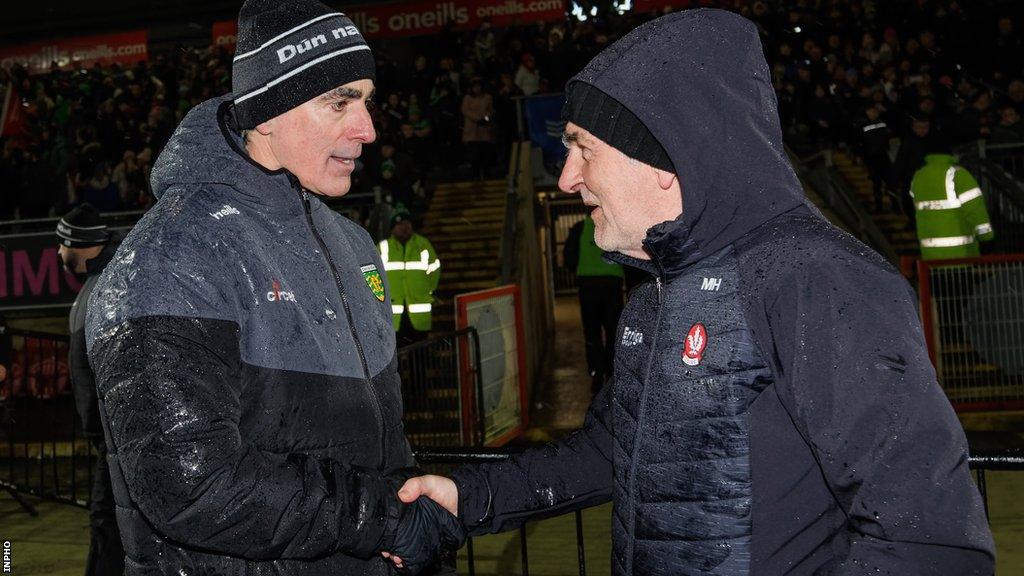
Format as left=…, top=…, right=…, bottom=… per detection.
left=682, top=323, right=708, bottom=366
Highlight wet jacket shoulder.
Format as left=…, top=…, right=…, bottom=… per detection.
left=733, top=208, right=995, bottom=574
left=86, top=96, right=412, bottom=575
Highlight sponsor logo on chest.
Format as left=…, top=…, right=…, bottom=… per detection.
left=266, top=280, right=297, bottom=303
left=621, top=326, right=644, bottom=347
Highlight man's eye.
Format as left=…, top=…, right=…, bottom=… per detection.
left=365, top=99, right=377, bottom=111
left=330, top=101, right=348, bottom=112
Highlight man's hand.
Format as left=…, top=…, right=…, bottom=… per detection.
left=381, top=475, right=460, bottom=572
left=398, top=474, right=458, bottom=517
left=382, top=495, right=464, bottom=573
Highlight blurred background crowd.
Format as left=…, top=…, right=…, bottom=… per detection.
left=1, top=0, right=1022, bottom=222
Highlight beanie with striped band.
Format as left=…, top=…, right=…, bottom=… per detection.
left=231, top=0, right=375, bottom=130
left=56, top=203, right=109, bottom=248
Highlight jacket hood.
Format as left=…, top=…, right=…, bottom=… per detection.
left=150, top=95, right=298, bottom=210
left=924, top=153, right=955, bottom=166
left=571, top=9, right=808, bottom=273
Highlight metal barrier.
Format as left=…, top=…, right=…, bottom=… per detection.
left=0, top=329, right=95, bottom=510
left=918, top=254, right=1024, bottom=411
left=414, top=443, right=1023, bottom=576
left=957, top=150, right=1024, bottom=255
left=545, top=194, right=588, bottom=294
left=971, top=141, right=1024, bottom=180
left=0, top=328, right=485, bottom=509
left=398, top=328, right=485, bottom=447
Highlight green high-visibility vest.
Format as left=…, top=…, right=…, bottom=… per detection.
left=379, top=233, right=441, bottom=331
left=910, top=154, right=994, bottom=261
left=577, top=216, right=624, bottom=278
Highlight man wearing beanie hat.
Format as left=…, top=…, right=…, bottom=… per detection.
left=85, top=1, right=463, bottom=574
left=396, top=9, right=994, bottom=575
left=57, top=203, right=125, bottom=576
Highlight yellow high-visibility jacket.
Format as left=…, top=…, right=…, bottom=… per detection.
left=378, top=233, right=441, bottom=331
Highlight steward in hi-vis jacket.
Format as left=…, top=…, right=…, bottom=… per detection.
left=378, top=207, right=441, bottom=342
left=911, top=153, right=994, bottom=260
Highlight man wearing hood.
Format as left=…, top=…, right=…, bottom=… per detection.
left=57, top=203, right=124, bottom=576
left=394, top=10, right=995, bottom=575
left=84, top=0, right=463, bottom=574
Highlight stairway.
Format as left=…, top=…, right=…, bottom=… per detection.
left=831, top=151, right=920, bottom=256
left=421, top=179, right=507, bottom=332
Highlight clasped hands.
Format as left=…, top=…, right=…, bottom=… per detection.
left=380, top=473, right=462, bottom=574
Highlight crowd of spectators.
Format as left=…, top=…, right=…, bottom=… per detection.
left=1, top=0, right=1023, bottom=223
left=0, top=49, right=230, bottom=220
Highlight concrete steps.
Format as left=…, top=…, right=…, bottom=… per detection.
left=831, top=151, right=919, bottom=256
left=422, top=179, right=507, bottom=334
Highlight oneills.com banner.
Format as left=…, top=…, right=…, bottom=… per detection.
left=0, top=30, right=148, bottom=74
left=212, top=0, right=565, bottom=46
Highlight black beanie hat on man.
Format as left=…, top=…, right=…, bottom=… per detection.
left=56, top=204, right=109, bottom=248
left=562, top=81, right=674, bottom=173
left=231, top=0, right=375, bottom=130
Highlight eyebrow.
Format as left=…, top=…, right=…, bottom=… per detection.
left=319, top=86, right=376, bottom=102
left=561, top=131, right=585, bottom=148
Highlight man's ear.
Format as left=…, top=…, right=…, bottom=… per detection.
left=655, top=168, right=677, bottom=191
left=254, top=118, right=274, bottom=136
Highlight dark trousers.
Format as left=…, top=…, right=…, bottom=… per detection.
left=397, top=311, right=428, bottom=348
left=578, top=276, right=624, bottom=379
left=86, top=440, right=125, bottom=576
left=864, top=153, right=892, bottom=211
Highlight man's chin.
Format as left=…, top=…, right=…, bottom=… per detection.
left=307, top=178, right=352, bottom=198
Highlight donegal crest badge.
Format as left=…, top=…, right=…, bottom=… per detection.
left=361, top=264, right=385, bottom=302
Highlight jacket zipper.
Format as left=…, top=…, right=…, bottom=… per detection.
left=623, top=274, right=663, bottom=573
left=298, top=188, right=386, bottom=467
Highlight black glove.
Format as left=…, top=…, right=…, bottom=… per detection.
left=390, top=496, right=466, bottom=575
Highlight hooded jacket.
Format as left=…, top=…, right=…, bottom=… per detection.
left=85, top=96, right=415, bottom=575
left=451, top=10, right=995, bottom=575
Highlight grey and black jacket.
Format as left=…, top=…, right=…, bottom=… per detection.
left=451, top=10, right=995, bottom=575
left=86, top=96, right=413, bottom=575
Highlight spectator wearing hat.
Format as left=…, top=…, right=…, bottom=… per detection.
left=56, top=203, right=123, bottom=576
left=379, top=206, right=441, bottom=346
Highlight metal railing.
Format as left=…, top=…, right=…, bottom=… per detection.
left=0, top=328, right=486, bottom=509
left=498, top=141, right=524, bottom=285
left=918, top=254, right=1024, bottom=412
left=957, top=145, right=1024, bottom=254
left=545, top=195, right=588, bottom=294
left=399, top=328, right=485, bottom=447
left=413, top=442, right=1023, bottom=576
left=0, top=329, right=95, bottom=510
left=790, top=148, right=899, bottom=264
left=969, top=140, right=1024, bottom=180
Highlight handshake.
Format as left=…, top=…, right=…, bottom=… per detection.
left=380, top=471, right=464, bottom=574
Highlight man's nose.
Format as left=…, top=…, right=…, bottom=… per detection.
left=349, top=106, right=376, bottom=144
left=558, top=153, right=582, bottom=195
